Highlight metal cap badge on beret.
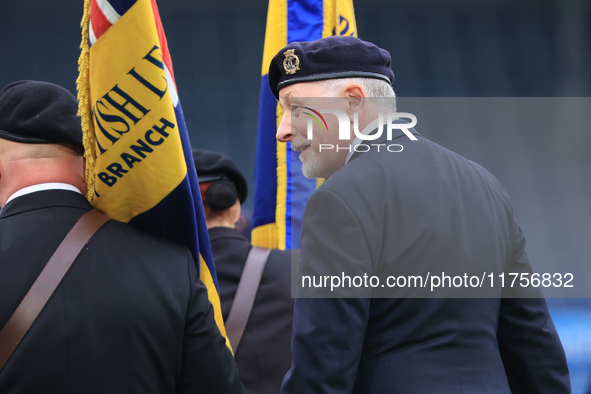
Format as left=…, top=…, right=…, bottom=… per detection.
left=192, top=148, right=248, bottom=205
left=268, top=36, right=395, bottom=100
left=0, top=80, right=83, bottom=149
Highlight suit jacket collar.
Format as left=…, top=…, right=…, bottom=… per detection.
left=348, top=123, right=421, bottom=164
left=0, top=190, right=92, bottom=220
left=208, top=226, right=249, bottom=243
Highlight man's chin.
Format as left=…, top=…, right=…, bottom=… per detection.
left=301, top=170, right=317, bottom=180
left=301, top=162, right=321, bottom=179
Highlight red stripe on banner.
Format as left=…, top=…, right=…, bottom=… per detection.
left=90, top=0, right=113, bottom=40
left=150, top=0, right=177, bottom=89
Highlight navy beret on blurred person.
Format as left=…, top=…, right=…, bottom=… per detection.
left=192, top=149, right=248, bottom=209
left=0, top=80, right=83, bottom=149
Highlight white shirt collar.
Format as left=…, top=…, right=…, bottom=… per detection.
left=5, top=183, right=82, bottom=205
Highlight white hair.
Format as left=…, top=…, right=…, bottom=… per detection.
left=317, top=77, right=396, bottom=111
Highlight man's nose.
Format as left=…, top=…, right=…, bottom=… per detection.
left=276, top=115, right=292, bottom=142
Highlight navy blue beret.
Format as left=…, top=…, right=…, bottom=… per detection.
left=192, top=148, right=248, bottom=205
left=0, top=80, right=83, bottom=149
left=268, top=36, right=395, bottom=100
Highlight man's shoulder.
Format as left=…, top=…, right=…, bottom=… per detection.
left=93, top=219, right=193, bottom=265
left=327, top=133, right=506, bottom=194
left=78, top=219, right=197, bottom=301
left=309, top=152, right=383, bottom=207
left=309, top=133, right=513, bottom=223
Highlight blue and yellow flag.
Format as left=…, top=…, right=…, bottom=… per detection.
left=77, top=0, right=230, bottom=348
left=252, top=0, right=358, bottom=250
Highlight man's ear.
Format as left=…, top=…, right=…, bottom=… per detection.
left=343, top=84, right=366, bottom=114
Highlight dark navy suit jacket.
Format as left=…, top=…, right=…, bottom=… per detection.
left=281, top=129, right=570, bottom=393
left=0, top=190, right=244, bottom=393
left=210, top=226, right=294, bottom=394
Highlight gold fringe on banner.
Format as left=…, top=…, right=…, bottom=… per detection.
left=322, top=0, right=336, bottom=38
left=252, top=223, right=279, bottom=249
left=76, top=0, right=97, bottom=205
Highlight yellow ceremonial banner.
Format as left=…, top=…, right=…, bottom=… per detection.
left=88, top=0, right=186, bottom=222
left=78, top=0, right=231, bottom=350
left=252, top=0, right=357, bottom=249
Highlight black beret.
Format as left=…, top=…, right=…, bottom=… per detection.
left=0, top=80, right=83, bottom=149
left=192, top=148, right=248, bottom=204
left=268, top=36, right=395, bottom=100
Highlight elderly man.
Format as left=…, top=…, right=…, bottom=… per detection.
left=269, top=37, right=570, bottom=393
left=0, top=81, right=244, bottom=393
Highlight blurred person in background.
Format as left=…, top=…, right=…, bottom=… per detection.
left=193, top=148, right=295, bottom=394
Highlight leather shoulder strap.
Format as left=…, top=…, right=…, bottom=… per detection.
left=0, top=209, right=110, bottom=372
left=225, top=246, right=272, bottom=351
